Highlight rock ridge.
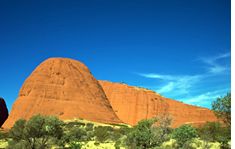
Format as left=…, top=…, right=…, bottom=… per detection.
left=98, top=80, right=218, bottom=127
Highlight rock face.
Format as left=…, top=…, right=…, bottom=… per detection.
left=99, top=81, right=218, bottom=127
left=3, top=57, right=218, bottom=128
left=3, top=58, right=121, bottom=128
left=0, top=98, right=8, bottom=127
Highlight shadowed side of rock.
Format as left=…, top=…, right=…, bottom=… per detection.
left=0, top=97, right=8, bottom=127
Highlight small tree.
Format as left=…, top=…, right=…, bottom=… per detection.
left=150, top=114, right=172, bottom=147
left=126, top=115, right=172, bottom=149
left=197, top=122, right=230, bottom=149
left=61, top=126, right=87, bottom=148
left=212, top=93, right=231, bottom=149
left=212, top=93, right=231, bottom=127
left=0, top=130, right=9, bottom=140
left=8, top=115, right=64, bottom=149
left=94, top=126, right=113, bottom=143
left=126, top=119, right=156, bottom=149
left=172, top=125, right=198, bottom=148
left=197, top=122, right=223, bottom=142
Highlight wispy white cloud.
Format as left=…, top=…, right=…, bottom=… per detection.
left=201, top=53, right=230, bottom=64
left=139, top=73, right=203, bottom=95
left=157, top=82, right=175, bottom=93
left=138, top=73, right=179, bottom=80
left=137, top=53, right=230, bottom=108
left=181, top=89, right=229, bottom=107
left=199, top=52, right=230, bottom=74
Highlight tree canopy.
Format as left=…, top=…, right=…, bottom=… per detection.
left=212, top=93, right=231, bottom=127
left=8, top=115, right=64, bottom=149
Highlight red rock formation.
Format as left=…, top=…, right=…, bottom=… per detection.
left=99, top=80, right=218, bottom=127
left=3, top=58, right=121, bottom=128
left=3, top=57, right=218, bottom=129
left=0, top=98, right=8, bottom=127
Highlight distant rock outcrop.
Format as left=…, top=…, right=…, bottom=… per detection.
left=0, top=97, right=8, bottom=127
left=99, top=80, right=218, bottom=127
left=3, top=58, right=121, bottom=128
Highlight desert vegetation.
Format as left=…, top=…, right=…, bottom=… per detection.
left=0, top=93, right=231, bottom=149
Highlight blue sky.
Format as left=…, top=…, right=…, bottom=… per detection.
left=0, top=0, right=230, bottom=110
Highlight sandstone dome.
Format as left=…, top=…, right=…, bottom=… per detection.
left=3, top=57, right=218, bottom=128
left=3, top=58, right=121, bottom=128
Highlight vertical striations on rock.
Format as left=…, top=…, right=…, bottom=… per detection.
left=3, top=57, right=218, bottom=129
left=98, top=81, right=169, bottom=125
left=3, top=58, right=121, bottom=128
left=98, top=80, right=218, bottom=127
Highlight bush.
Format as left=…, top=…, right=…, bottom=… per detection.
left=85, top=123, right=94, bottom=131
left=150, top=114, right=172, bottom=147
left=211, top=93, right=231, bottom=149
left=212, top=93, right=231, bottom=127
left=94, top=126, right=113, bottom=143
left=118, top=126, right=132, bottom=135
left=59, top=126, right=87, bottom=148
left=65, top=121, right=85, bottom=129
left=126, top=115, right=172, bottom=149
left=8, top=115, right=64, bottom=149
left=172, top=125, right=198, bottom=148
left=67, top=142, right=82, bottom=149
left=198, top=122, right=230, bottom=143
left=114, top=139, right=122, bottom=149
left=7, top=140, right=31, bottom=149
left=126, top=119, right=156, bottom=149
left=0, top=131, right=9, bottom=140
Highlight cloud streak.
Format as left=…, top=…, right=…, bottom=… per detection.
left=137, top=53, right=230, bottom=108
left=199, top=52, right=230, bottom=74
left=139, top=73, right=204, bottom=94
left=181, top=88, right=230, bottom=107
left=139, top=73, right=203, bottom=96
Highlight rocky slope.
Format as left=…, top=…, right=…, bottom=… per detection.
left=99, top=80, right=218, bottom=127
left=0, top=98, right=8, bottom=127
left=3, top=58, right=121, bottom=128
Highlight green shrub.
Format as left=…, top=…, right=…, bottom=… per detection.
left=150, top=114, right=172, bottom=147
left=8, top=115, right=64, bottom=149
left=65, top=121, right=85, bottom=129
left=67, top=142, right=82, bottom=149
left=85, top=123, right=94, bottom=131
left=118, top=126, right=132, bottom=135
left=211, top=92, right=231, bottom=149
left=212, top=93, right=231, bottom=127
left=94, top=142, right=100, bottom=146
left=126, top=115, right=172, bottom=149
left=0, top=131, right=9, bottom=140
left=126, top=114, right=171, bottom=149
left=7, top=140, right=31, bottom=149
left=114, top=139, right=122, bottom=149
left=59, top=126, right=86, bottom=148
left=126, top=119, right=155, bottom=149
left=172, top=125, right=198, bottom=148
left=197, top=122, right=230, bottom=143
left=94, top=126, right=113, bottom=142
